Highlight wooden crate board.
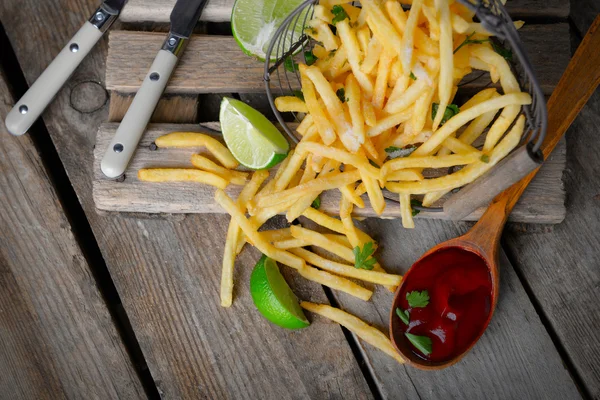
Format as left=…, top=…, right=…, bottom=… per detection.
left=93, top=123, right=566, bottom=223
left=106, top=24, right=570, bottom=95
left=119, top=0, right=569, bottom=24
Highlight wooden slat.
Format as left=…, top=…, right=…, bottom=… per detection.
left=108, top=92, right=198, bottom=122
left=119, top=0, right=569, bottom=24
left=504, top=87, right=600, bottom=399
left=306, top=217, right=581, bottom=399
left=0, top=0, right=376, bottom=397
left=106, top=24, right=570, bottom=95
left=93, top=122, right=566, bottom=223
left=0, top=70, right=144, bottom=398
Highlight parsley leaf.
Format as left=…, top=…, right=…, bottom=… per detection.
left=396, top=308, right=409, bottom=325
left=491, top=41, right=513, bottom=61
left=385, top=145, right=418, bottom=159
left=284, top=57, right=299, bottom=72
left=410, top=199, right=422, bottom=217
left=311, top=196, right=321, bottom=210
left=353, top=242, right=377, bottom=270
left=293, top=90, right=305, bottom=102
left=432, top=103, right=460, bottom=125
left=409, top=71, right=417, bottom=80
left=331, top=5, right=349, bottom=25
left=453, top=32, right=489, bottom=54
left=336, top=88, right=347, bottom=103
left=304, top=50, right=318, bottom=66
left=480, top=154, right=490, bottom=163
left=405, top=333, right=432, bottom=356
left=406, top=290, right=429, bottom=308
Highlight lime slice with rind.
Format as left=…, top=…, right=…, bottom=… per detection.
left=220, top=97, right=289, bottom=170
left=250, top=255, right=309, bottom=330
left=231, top=0, right=308, bottom=61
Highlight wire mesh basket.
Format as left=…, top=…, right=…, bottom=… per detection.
left=263, top=0, right=547, bottom=212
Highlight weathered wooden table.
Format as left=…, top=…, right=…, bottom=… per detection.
left=1, top=1, right=599, bottom=399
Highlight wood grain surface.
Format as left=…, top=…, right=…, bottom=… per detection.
left=0, top=69, right=144, bottom=398
left=93, top=122, right=566, bottom=223
left=108, top=92, right=199, bottom=122
left=0, top=0, right=375, bottom=398
left=119, top=0, right=569, bottom=24
left=105, top=25, right=570, bottom=95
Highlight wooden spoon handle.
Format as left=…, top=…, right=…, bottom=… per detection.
left=465, top=15, right=600, bottom=248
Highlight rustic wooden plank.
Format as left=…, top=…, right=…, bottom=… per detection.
left=503, top=87, right=600, bottom=398
left=570, top=0, right=600, bottom=37
left=0, top=0, right=376, bottom=397
left=93, top=122, right=566, bottom=223
left=307, top=217, right=581, bottom=399
left=108, top=92, right=198, bottom=122
left=0, top=69, right=144, bottom=398
left=119, top=0, right=569, bottom=24
left=106, top=24, right=570, bottom=95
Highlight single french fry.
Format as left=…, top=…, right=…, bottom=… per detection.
left=296, top=142, right=380, bottom=180
left=362, top=172, right=386, bottom=215
left=291, top=248, right=402, bottom=286
left=384, top=79, right=427, bottom=114
left=387, top=115, right=526, bottom=194
left=190, top=154, right=248, bottom=185
left=296, top=114, right=314, bottom=136
left=386, top=169, right=425, bottom=182
left=324, top=233, right=353, bottom=248
left=366, top=110, right=412, bottom=138
left=299, top=65, right=337, bottom=145
left=432, top=0, right=453, bottom=130
left=399, top=193, right=415, bottom=229
left=301, top=302, right=405, bottom=364
left=290, top=225, right=355, bottom=263
left=336, top=20, right=374, bottom=96
left=412, top=93, right=531, bottom=156
left=221, top=219, right=238, bottom=307
left=362, top=95, right=377, bottom=127
left=461, top=88, right=498, bottom=110
left=483, top=106, right=521, bottom=151
left=442, top=137, right=480, bottom=155
left=273, top=150, right=305, bottom=192
left=215, top=190, right=305, bottom=270
left=138, top=168, right=228, bottom=189
left=340, top=190, right=354, bottom=219
left=361, top=37, right=383, bottom=74
left=155, top=132, right=238, bottom=169
left=273, top=237, right=310, bottom=249
left=356, top=25, right=371, bottom=54
left=261, top=228, right=292, bottom=243
left=373, top=50, right=395, bottom=110
left=411, top=85, right=435, bottom=134
left=275, top=96, right=309, bottom=113
left=298, top=266, right=373, bottom=301
left=257, top=170, right=361, bottom=208
left=382, top=152, right=482, bottom=179
left=346, top=74, right=367, bottom=145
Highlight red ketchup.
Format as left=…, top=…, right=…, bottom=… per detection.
left=397, top=248, right=492, bottom=362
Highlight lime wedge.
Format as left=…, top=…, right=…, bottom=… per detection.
left=220, top=97, right=289, bottom=170
left=231, top=0, right=308, bottom=61
left=250, top=255, right=309, bottom=330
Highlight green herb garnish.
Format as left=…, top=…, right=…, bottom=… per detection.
left=405, top=333, right=432, bottom=356
left=331, top=5, right=349, bottom=25
left=293, top=90, right=305, bottom=102
left=480, top=154, right=490, bottom=163
left=396, top=308, right=410, bottom=325
left=336, top=87, right=347, bottom=103
left=453, top=32, right=489, bottom=54
left=410, top=199, right=422, bottom=217
left=304, top=50, right=318, bottom=66
left=491, top=41, right=513, bottom=61
left=353, top=242, right=377, bottom=270
left=284, top=57, right=299, bottom=72
left=406, top=290, right=430, bottom=308
left=432, top=103, right=460, bottom=125
left=409, top=71, right=417, bottom=80
left=385, top=145, right=418, bottom=158
left=311, top=196, right=321, bottom=210
left=368, top=159, right=380, bottom=168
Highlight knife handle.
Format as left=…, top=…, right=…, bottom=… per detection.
left=101, top=49, right=178, bottom=178
left=4, top=21, right=102, bottom=136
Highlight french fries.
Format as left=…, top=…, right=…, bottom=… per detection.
left=155, top=132, right=239, bottom=169
left=275, top=96, right=309, bottom=113
left=190, top=154, right=248, bottom=185
left=301, top=302, right=404, bottom=364
left=138, top=168, right=228, bottom=189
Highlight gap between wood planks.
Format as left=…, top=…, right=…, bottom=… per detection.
left=0, top=22, right=160, bottom=400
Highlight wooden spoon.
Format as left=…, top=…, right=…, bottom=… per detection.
left=390, top=15, right=600, bottom=370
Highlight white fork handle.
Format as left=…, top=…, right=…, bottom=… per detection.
left=5, top=21, right=103, bottom=136
left=101, top=49, right=178, bottom=178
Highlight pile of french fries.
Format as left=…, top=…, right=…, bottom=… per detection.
left=139, top=0, right=532, bottom=365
